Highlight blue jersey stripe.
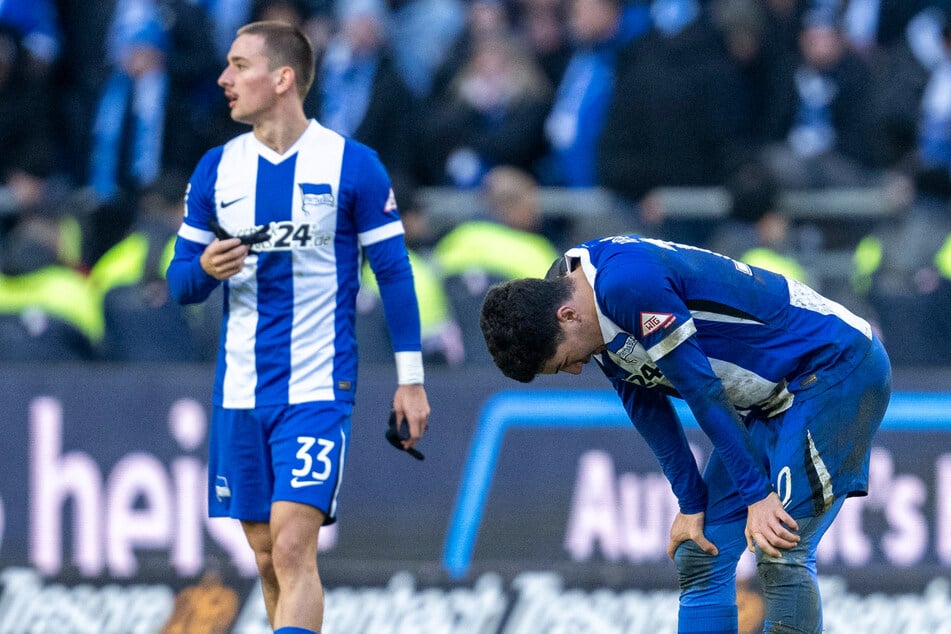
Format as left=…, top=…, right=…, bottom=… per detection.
left=254, top=156, right=296, bottom=404
left=332, top=143, right=361, bottom=399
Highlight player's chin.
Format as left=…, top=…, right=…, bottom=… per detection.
left=230, top=109, right=253, bottom=125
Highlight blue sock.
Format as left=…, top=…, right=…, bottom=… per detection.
left=678, top=604, right=738, bottom=633
left=274, top=628, right=318, bottom=634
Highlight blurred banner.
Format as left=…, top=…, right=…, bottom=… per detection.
left=0, top=364, right=948, bottom=633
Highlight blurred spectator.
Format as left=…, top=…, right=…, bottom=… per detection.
left=433, top=166, right=560, bottom=279
left=912, top=10, right=951, bottom=200
left=0, top=0, right=61, bottom=74
left=0, top=26, right=59, bottom=229
left=597, top=0, right=747, bottom=203
left=758, top=6, right=887, bottom=189
left=432, top=166, right=559, bottom=362
left=162, top=0, right=223, bottom=171
left=871, top=6, right=947, bottom=172
left=513, top=0, right=572, bottom=86
left=761, top=0, right=806, bottom=58
left=851, top=201, right=950, bottom=365
left=359, top=251, right=465, bottom=366
left=202, top=0, right=255, bottom=58
left=541, top=0, right=651, bottom=187
left=839, top=0, right=936, bottom=60
left=431, top=0, right=513, bottom=98
left=253, top=0, right=310, bottom=24
left=421, top=33, right=551, bottom=187
left=932, top=229, right=951, bottom=362
left=387, top=0, right=466, bottom=98
left=0, top=213, right=99, bottom=361
left=87, top=0, right=171, bottom=202
left=52, top=2, right=121, bottom=184
left=88, top=171, right=185, bottom=308
left=707, top=160, right=810, bottom=284
left=90, top=170, right=206, bottom=362
left=712, top=0, right=792, bottom=143
left=87, top=0, right=218, bottom=204
left=314, top=0, right=419, bottom=188
left=357, top=182, right=465, bottom=365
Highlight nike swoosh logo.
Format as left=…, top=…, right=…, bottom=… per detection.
left=290, top=478, right=322, bottom=488
left=221, top=196, right=246, bottom=208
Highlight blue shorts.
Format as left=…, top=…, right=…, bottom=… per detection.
left=208, top=400, right=352, bottom=524
left=703, top=335, right=892, bottom=525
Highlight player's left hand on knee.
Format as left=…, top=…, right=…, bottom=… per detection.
left=667, top=511, right=718, bottom=560
left=745, top=492, right=800, bottom=557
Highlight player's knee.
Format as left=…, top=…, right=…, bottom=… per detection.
left=271, top=531, right=318, bottom=577
left=756, top=555, right=813, bottom=593
left=674, top=540, right=718, bottom=590
left=254, top=550, right=277, bottom=584
left=757, top=558, right=821, bottom=634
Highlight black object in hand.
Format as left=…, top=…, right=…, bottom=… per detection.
left=208, top=219, right=270, bottom=246
left=385, top=410, right=425, bottom=460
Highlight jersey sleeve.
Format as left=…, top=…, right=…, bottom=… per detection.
left=346, top=144, right=424, bottom=381
left=601, top=356, right=708, bottom=513
left=166, top=148, right=222, bottom=305
left=596, top=251, right=773, bottom=507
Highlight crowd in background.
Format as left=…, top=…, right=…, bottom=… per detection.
left=0, top=0, right=949, bottom=366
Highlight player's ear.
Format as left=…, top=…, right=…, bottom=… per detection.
left=556, top=304, right=577, bottom=324
left=274, top=66, right=296, bottom=95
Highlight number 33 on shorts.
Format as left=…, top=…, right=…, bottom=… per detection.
left=290, top=436, right=336, bottom=488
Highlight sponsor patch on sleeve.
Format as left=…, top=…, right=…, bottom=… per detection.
left=384, top=188, right=398, bottom=214
left=640, top=312, right=675, bottom=337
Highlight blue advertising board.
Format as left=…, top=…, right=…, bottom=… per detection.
left=0, top=364, right=948, bottom=632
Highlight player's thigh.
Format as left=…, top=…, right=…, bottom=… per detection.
left=701, top=446, right=762, bottom=526
left=269, top=400, right=352, bottom=523
left=764, top=344, right=890, bottom=518
left=209, top=406, right=273, bottom=521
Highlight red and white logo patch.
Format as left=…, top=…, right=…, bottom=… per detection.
left=640, top=312, right=675, bottom=337
left=383, top=188, right=398, bottom=214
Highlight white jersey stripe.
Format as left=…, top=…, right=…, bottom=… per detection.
left=359, top=220, right=404, bottom=246
left=223, top=265, right=259, bottom=409
left=179, top=224, right=215, bottom=244
left=787, top=277, right=872, bottom=339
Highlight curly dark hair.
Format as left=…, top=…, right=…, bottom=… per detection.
left=479, top=276, right=573, bottom=382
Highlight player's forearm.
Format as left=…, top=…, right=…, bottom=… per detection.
left=681, top=387, right=772, bottom=506
left=167, top=246, right=220, bottom=305
left=376, top=267, right=423, bottom=353
left=614, top=379, right=708, bottom=513
left=657, top=348, right=772, bottom=506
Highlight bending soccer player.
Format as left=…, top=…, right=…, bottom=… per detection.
left=167, top=21, right=430, bottom=634
left=480, top=234, right=891, bottom=634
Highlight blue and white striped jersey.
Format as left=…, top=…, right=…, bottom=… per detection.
left=167, top=120, right=421, bottom=409
left=568, top=235, right=875, bottom=510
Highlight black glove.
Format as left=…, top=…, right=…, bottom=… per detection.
left=207, top=219, right=270, bottom=246
left=385, top=409, right=424, bottom=460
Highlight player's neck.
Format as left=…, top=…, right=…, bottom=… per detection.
left=570, top=266, right=599, bottom=327
left=252, top=108, right=310, bottom=156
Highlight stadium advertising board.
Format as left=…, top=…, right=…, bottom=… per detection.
left=0, top=365, right=948, bottom=632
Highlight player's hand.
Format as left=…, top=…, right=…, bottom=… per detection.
left=745, top=492, right=800, bottom=557
left=200, top=237, right=250, bottom=280
left=385, top=410, right=424, bottom=460
left=667, top=510, right=718, bottom=560
left=392, top=384, right=430, bottom=451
